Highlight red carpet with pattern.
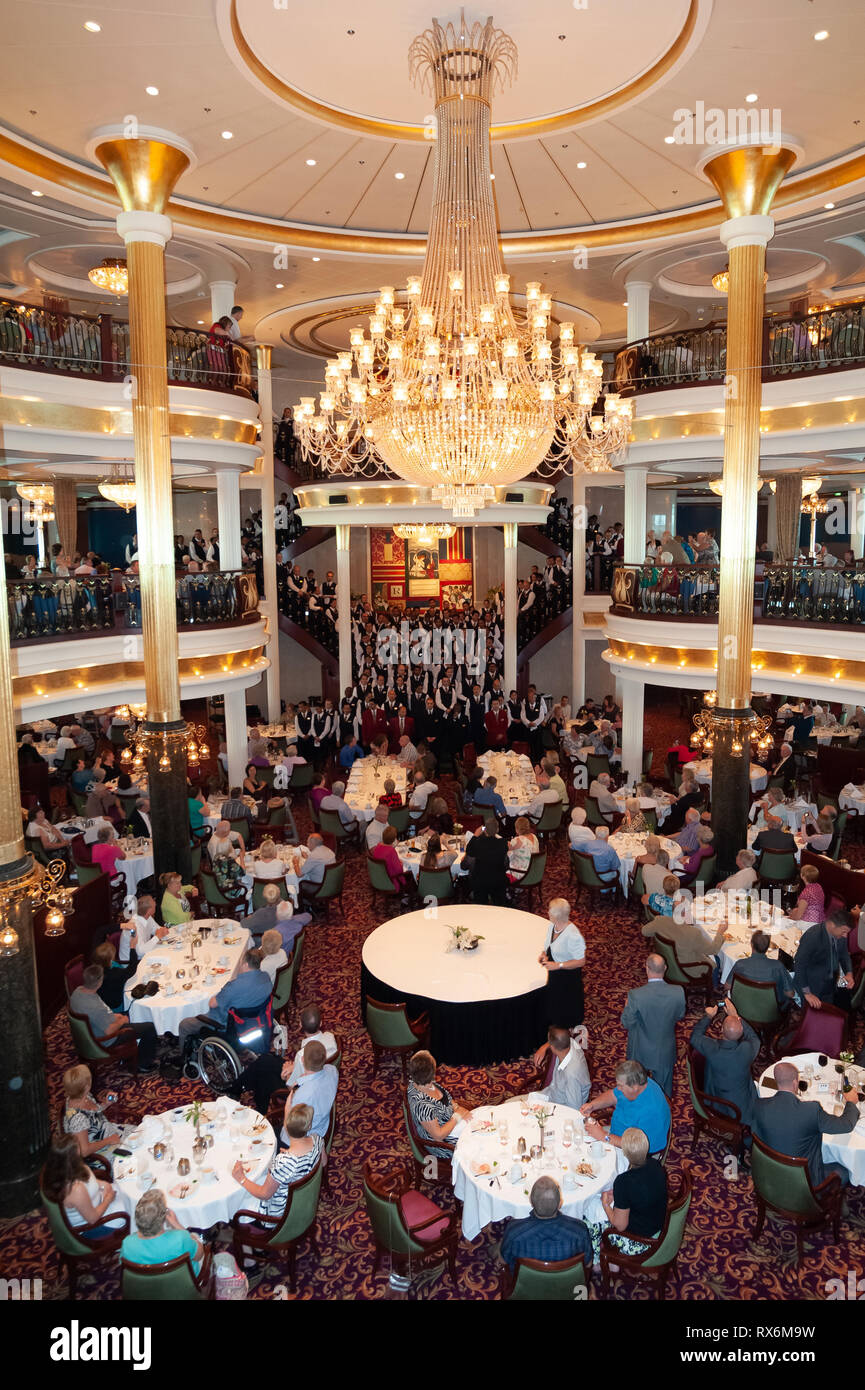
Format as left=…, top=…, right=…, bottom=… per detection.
left=2, top=699, right=864, bottom=1301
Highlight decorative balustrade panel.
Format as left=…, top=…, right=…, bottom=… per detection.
left=610, top=563, right=865, bottom=626
left=0, top=299, right=253, bottom=395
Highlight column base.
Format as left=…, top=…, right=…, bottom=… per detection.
left=708, top=714, right=753, bottom=879
left=0, top=886, right=50, bottom=1217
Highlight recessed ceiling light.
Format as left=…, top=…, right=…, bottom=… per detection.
left=145, top=86, right=159, bottom=96
left=745, top=93, right=758, bottom=103
left=825, top=202, right=835, bottom=209
left=312, top=256, right=321, bottom=262
left=221, top=130, right=233, bottom=140
left=84, top=20, right=101, bottom=32
left=395, top=171, right=405, bottom=180
left=490, top=173, right=495, bottom=180
left=814, top=29, right=829, bottom=41
left=275, top=282, right=284, bottom=289
left=306, top=158, right=317, bottom=166
left=31, top=189, right=43, bottom=197
left=664, top=135, right=675, bottom=144
left=576, top=161, right=587, bottom=169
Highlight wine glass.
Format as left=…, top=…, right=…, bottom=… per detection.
left=818, top=1054, right=829, bottom=1069
left=498, top=1119, right=509, bottom=1148
left=520, top=1097, right=530, bottom=1119
left=562, top=1122, right=573, bottom=1150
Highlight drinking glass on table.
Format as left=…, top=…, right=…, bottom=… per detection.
left=498, top=1119, right=509, bottom=1148
left=562, top=1121, right=573, bottom=1149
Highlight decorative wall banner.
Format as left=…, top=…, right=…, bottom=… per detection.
left=370, top=527, right=473, bottom=608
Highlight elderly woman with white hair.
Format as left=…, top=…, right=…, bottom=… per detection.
left=635, top=834, right=670, bottom=899
left=568, top=806, right=594, bottom=848
left=622, top=797, right=648, bottom=834
left=207, top=819, right=244, bottom=864
left=538, top=897, right=586, bottom=1027
left=259, top=928, right=288, bottom=982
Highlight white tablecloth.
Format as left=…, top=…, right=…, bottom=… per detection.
left=344, top=756, right=408, bottom=823
left=748, top=797, right=817, bottom=834
left=56, top=816, right=113, bottom=845
left=477, top=751, right=539, bottom=817
left=608, top=832, right=683, bottom=895
left=840, top=787, right=865, bottom=816
left=34, top=741, right=63, bottom=766
left=247, top=722, right=297, bottom=743
left=612, top=792, right=671, bottom=825
left=453, top=1100, right=628, bottom=1241
left=758, top=1053, right=865, bottom=1186
left=684, top=760, right=767, bottom=792
left=696, top=890, right=805, bottom=983
left=242, top=844, right=306, bottom=903
left=112, top=1099, right=276, bottom=1231
left=116, top=840, right=154, bottom=895
left=362, top=905, right=548, bottom=1004
left=124, top=922, right=250, bottom=1035
left=397, top=834, right=469, bottom=880
left=746, top=824, right=806, bottom=862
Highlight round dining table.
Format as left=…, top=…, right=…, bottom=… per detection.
left=696, top=890, right=805, bottom=984
left=345, top=756, right=409, bottom=823
left=477, top=751, right=539, bottom=818
left=757, top=1053, right=865, bottom=1186
left=684, top=759, right=767, bottom=793
left=111, top=1098, right=276, bottom=1231
left=452, top=1099, right=628, bottom=1241
left=361, top=905, right=549, bottom=1065
left=608, top=831, right=683, bottom=895
left=123, top=921, right=250, bottom=1035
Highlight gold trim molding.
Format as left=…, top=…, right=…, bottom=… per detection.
left=607, top=637, right=864, bottom=684
left=631, top=396, right=865, bottom=444
left=227, top=0, right=700, bottom=143
left=0, top=397, right=257, bottom=445
left=13, top=646, right=266, bottom=703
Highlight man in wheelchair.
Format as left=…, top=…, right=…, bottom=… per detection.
left=178, top=948, right=273, bottom=1075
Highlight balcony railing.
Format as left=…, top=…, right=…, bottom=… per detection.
left=610, top=562, right=865, bottom=627
left=0, top=299, right=254, bottom=396
left=8, top=570, right=260, bottom=643
left=613, top=300, right=865, bottom=396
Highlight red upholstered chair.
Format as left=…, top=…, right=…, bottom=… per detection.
left=781, top=1004, right=847, bottom=1059
left=64, top=954, right=85, bottom=998
left=362, top=1162, right=459, bottom=1290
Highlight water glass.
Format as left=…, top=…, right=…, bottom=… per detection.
left=497, top=1119, right=509, bottom=1148
left=520, top=1097, right=530, bottom=1118
left=562, top=1122, right=573, bottom=1149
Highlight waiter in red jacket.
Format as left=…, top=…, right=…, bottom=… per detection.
left=484, top=695, right=509, bottom=750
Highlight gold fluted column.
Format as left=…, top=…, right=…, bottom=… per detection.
left=94, top=126, right=195, bottom=881
left=698, top=140, right=798, bottom=872
left=256, top=344, right=281, bottom=721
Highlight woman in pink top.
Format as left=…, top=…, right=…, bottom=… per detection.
left=790, top=864, right=825, bottom=924
left=90, top=826, right=125, bottom=877
left=309, top=773, right=330, bottom=815
left=371, top=826, right=407, bottom=893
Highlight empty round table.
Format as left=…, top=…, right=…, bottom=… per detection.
left=361, top=905, right=549, bottom=1065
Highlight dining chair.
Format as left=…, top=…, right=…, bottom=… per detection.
left=750, top=1136, right=842, bottom=1267
left=500, top=1252, right=589, bottom=1301
left=362, top=1162, right=459, bottom=1291
left=121, top=1246, right=213, bottom=1300
left=41, top=1177, right=130, bottom=1298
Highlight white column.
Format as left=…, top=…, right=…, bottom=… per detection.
left=625, top=279, right=652, bottom=344
left=624, top=467, right=648, bottom=564
left=503, top=522, right=518, bottom=694
left=256, top=345, right=281, bottom=720
left=210, top=279, right=236, bottom=323
left=571, top=477, right=586, bottom=709
left=336, top=525, right=352, bottom=698
left=620, top=677, right=646, bottom=788
left=216, top=471, right=242, bottom=570
left=224, top=686, right=248, bottom=790
left=848, top=488, right=864, bottom=560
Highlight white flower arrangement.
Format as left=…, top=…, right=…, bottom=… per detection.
left=445, top=922, right=483, bottom=953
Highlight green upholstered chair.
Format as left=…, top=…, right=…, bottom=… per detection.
left=303, top=859, right=346, bottom=920
left=729, top=974, right=783, bottom=1049
left=251, top=802, right=294, bottom=847
left=530, top=800, right=564, bottom=842
left=74, top=861, right=104, bottom=888
left=251, top=876, right=291, bottom=910
left=363, top=1162, right=458, bottom=1290
left=122, top=1246, right=212, bottom=1300
left=402, top=1094, right=453, bottom=1187
left=600, top=1166, right=692, bottom=1299
left=366, top=852, right=401, bottom=905
left=287, top=763, right=315, bottom=797
left=750, top=1135, right=842, bottom=1266
left=67, top=1007, right=139, bottom=1075
left=365, top=996, right=428, bottom=1077
left=228, top=817, right=251, bottom=846
left=417, top=864, right=454, bottom=904
left=501, top=1252, right=588, bottom=1301
left=387, top=804, right=411, bottom=835
left=651, top=934, right=713, bottom=1005
left=270, top=953, right=297, bottom=1019
left=687, top=1047, right=748, bottom=1163
left=629, top=862, right=646, bottom=903
left=41, top=1176, right=130, bottom=1298
left=571, top=847, right=621, bottom=908
left=231, top=1156, right=324, bottom=1291
left=508, top=851, right=546, bottom=911
left=584, top=795, right=611, bottom=829
left=757, top=849, right=798, bottom=887
left=319, top=808, right=360, bottom=853
left=585, top=753, right=611, bottom=781
left=199, top=867, right=245, bottom=919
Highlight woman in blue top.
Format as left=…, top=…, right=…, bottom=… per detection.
left=121, top=1188, right=204, bottom=1274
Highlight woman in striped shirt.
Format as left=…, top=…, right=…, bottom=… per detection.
left=406, top=1051, right=473, bottom=1159
left=232, top=1103, right=322, bottom=1218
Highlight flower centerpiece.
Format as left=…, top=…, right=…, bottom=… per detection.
left=445, top=922, right=483, bottom=953
left=533, top=1104, right=553, bottom=1152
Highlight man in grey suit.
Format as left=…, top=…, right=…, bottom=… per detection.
left=620, top=954, right=685, bottom=1097
left=728, top=930, right=796, bottom=1010
left=752, top=1060, right=860, bottom=1186
left=689, top=998, right=760, bottom=1127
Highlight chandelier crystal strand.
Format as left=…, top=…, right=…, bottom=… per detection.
left=294, top=12, right=631, bottom=515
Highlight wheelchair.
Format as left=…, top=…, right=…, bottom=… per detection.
left=182, top=1000, right=273, bottom=1094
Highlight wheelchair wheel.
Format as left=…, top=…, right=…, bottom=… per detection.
left=197, top=1035, right=241, bottom=1093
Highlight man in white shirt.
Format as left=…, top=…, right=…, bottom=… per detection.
left=588, top=772, right=618, bottom=818
left=119, top=893, right=166, bottom=962
left=228, top=305, right=244, bottom=341
left=717, top=848, right=759, bottom=892
left=409, top=771, right=438, bottom=816
left=298, top=833, right=336, bottom=891
left=281, top=744, right=307, bottom=775
left=284, top=1006, right=338, bottom=1087
left=568, top=806, right=595, bottom=848
left=753, top=788, right=792, bottom=830
left=365, top=805, right=390, bottom=851
left=321, top=781, right=357, bottom=829
left=527, top=770, right=560, bottom=823
left=398, top=734, right=418, bottom=767
left=533, top=1025, right=591, bottom=1108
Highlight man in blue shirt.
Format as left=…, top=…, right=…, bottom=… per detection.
left=581, top=1059, right=671, bottom=1156
left=284, top=1040, right=338, bottom=1139
left=472, top=775, right=507, bottom=820
left=500, top=1176, right=593, bottom=1274
left=178, top=949, right=272, bottom=1046
left=338, top=735, right=364, bottom=772
left=580, top=826, right=620, bottom=880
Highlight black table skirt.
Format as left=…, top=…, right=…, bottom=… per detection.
left=361, top=962, right=546, bottom=1067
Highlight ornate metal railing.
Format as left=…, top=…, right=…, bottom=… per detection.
left=0, top=299, right=254, bottom=396
left=8, top=570, right=260, bottom=642
left=610, top=562, right=865, bottom=626
left=613, top=300, right=865, bottom=395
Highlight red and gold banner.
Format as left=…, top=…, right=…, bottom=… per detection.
left=370, top=527, right=473, bottom=608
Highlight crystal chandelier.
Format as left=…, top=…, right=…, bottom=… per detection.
left=98, top=460, right=137, bottom=512
left=393, top=522, right=456, bottom=542
left=88, top=257, right=129, bottom=295
left=294, top=13, right=632, bottom=515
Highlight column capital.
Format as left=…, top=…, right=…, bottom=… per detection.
left=255, top=343, right=273, bottom=372
left=116, top=210, right=173, bottom=247
left=89, top=125, right=194, bottom=214
left=502, top=521, right=518, bottom=548
left=336, top=524, right=351, bottom=550
left=720, top=214, right=775, bottom=250
left=624, top=277, right=654, bottom=291
left=698, top=140, right=798, bottom=220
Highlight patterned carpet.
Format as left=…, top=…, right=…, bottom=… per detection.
left=4, top=698, right=865, bottom=1302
